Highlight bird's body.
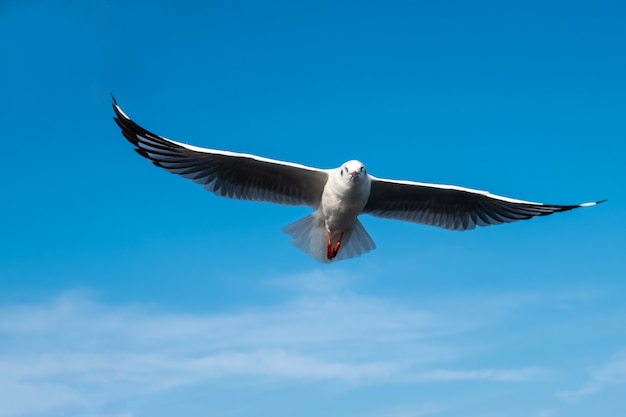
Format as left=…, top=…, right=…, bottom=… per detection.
left=289, top=160, right=374, bottom=261
left=322, top=161, right=370, bottom=232
left=112, top=98, right=604, bottom=263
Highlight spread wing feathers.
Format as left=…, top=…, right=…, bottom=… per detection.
left=113, top=99, right=328, bottom=208
left=364, top=177, right=605, bottom=231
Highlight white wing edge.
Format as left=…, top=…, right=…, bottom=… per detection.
left=368, top=175, right=604, bottom=207
left=113, top=101, right=327, bottom=175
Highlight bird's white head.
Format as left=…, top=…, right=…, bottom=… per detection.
left=338, top=160, right=368, bottom=185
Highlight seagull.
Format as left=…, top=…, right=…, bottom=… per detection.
left=112, top=98, right=605, bottom=263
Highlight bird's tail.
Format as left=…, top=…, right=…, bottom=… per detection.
left=282, top=212, right=376, bottom=263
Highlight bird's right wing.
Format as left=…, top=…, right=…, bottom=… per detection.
left=113, top=98, right=329, bottom=208
left=364, top=176, right=605, bottom=231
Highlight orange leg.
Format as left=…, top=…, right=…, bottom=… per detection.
left=327, top=231, right=333, bottom=260
left=332, top=232, right=344, bottom=258
left=327, top=231, right=345, bottom=260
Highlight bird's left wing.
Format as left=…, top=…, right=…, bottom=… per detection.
left=363, top=176, right=604, bottom=231
left=113, top=98, right=328, bottom=208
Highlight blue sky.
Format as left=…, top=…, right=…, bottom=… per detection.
left=0, top=1, right=624, bottom=416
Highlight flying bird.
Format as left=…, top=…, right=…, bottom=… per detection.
left=112, top=98, right=604, bottom=262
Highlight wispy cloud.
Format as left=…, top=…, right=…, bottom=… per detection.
left=410, top=367, right=549, bottom=382
left=0, top=276, right=552, bottom=417
left=363, top=403, right=447, bottom=417
left=559, top=348, right=626, bottom=401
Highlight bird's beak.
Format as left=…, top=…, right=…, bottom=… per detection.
left=350, top=171, right=359, bottom=179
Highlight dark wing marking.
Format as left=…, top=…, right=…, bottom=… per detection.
left=113, top=98, right=328, bottom=208
left=364, top=176, right=605, bottom=231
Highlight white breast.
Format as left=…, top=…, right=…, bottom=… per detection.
left=320, top=169, right=371, bottom=231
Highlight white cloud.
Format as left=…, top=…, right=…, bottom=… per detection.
left=364, top=403, right=447, bottom=417
left=410, top=367, right=549, bottom=382
left=0, top=378, right=86, bottom=417
left=559, top=349, right=626, bottom=401
left=0, top=278, right=551, bottom=417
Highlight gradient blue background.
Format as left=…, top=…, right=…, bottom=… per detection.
left=1, top=1, right=624, bottom=417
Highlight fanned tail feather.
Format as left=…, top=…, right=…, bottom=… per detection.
left=282, top=213, right=376, bottom=263
left=334, top=219, right=376, bottom=261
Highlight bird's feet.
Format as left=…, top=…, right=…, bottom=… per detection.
left=326, top=231, right=344, bottom=260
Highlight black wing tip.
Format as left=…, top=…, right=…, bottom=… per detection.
left=578, top=199, right=607, bottom=208
left=112, top=108, right=137, bottom=146
left=111, top=95, right=127, bottom=122
left=549, top=198, right=607, bottom=211
left=110, top=97, right=156, bottom=147
left=111, top=98, right=186, bottom=156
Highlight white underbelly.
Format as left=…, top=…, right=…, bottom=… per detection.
left=321, top=189, right=369, bottom=231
